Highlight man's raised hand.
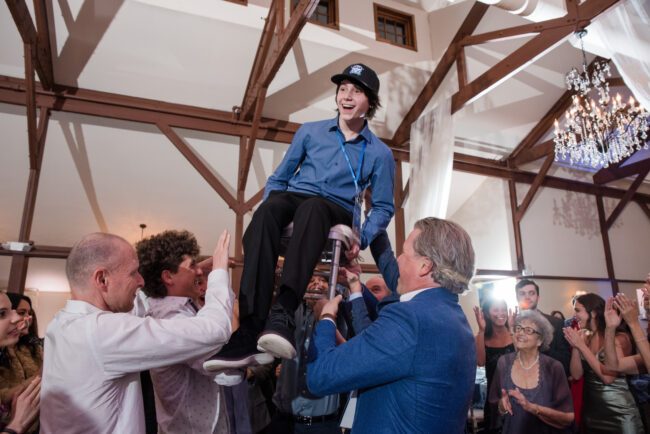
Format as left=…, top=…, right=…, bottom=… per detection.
left=212, top=230, right=231, bottom=271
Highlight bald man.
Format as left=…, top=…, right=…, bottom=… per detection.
left=365, top=276, right=391, bottom=302
left=40, top=231, right=234, bottom=434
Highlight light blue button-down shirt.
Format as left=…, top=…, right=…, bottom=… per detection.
left=264, top=117, right=395, bottom=249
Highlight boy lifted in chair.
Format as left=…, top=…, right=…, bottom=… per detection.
left=205, top=63, right=395, bottom=372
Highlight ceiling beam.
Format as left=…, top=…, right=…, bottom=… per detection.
left=241, top=188, right=266, bottom=215
left=453, top=153, right=650, bottom=203
left=5, top=0, right=54, bottom=90
left=0, top=75, right=301, bottom=144
left=515, top=153, right=555, bottom=221
left=24, top=43, right=38, bottom=170
left=240, top=0, right=278, bottom=118
left=460, top=14, right=578, bottom=47
left=513, top=139, right=555, bottom=166
left=596, top=194, right=618, bottom=295
left=241, top=0, right=319, bottom=119
left=32, top=0, right=53, bottom=88
left=456, top=46, right=468, bottom=89
left=393, top=159, right=409, bottom=255
left=452, top=26, right=570, bottom=114
left=0, top=245, right=71, bottom=259
left=2, top=76, right=646, bottom=208
left=391, top=2, right=488, bottom=146
left=238, top=87, right=268, bottom=197
left=593, top=156, right=650, bottom=184
left=157, top=122, right=240, bottom=212
left=509, top=91, right=572, bottom=163
left=19, top=106, right=49, bottom=242
left=592, top=151, right=633, bottom=182
left=451, top=0, right=621, bottom=115
left=507, top=171, right=524, bottom=270
left=606, top=167, right=650, bottom=229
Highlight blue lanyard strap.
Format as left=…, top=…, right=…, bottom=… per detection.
left=335, top=130, right=367, bottom=192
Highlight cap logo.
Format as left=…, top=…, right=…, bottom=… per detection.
left=350, top=65, right=363, bottom=76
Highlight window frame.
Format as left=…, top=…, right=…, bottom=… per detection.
left=373, top=3, right=417, bottom=51
left=291, top=0, right=339, bottom=30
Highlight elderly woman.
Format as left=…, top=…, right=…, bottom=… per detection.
left=489, top=310, right=574, bottom=433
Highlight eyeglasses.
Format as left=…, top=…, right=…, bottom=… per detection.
left=514, top=325, right=541, bottom=336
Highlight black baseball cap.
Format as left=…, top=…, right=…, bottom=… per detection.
left=331, top=63, right=379, bottom=99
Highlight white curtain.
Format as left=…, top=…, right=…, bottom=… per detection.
left=588, top=0, right=650, bottom=109
left=405, top=97, right=454, bottom=231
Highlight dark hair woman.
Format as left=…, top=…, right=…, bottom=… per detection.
left=0, top=292, right=40, bottom=434
left=563, top=292, right=643, bottom=433
left=474, top=298, right=515, bottom=432
left=1, top=293, right=43, bottom=433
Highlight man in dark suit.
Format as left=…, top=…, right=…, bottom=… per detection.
left=516, top=279, right=571, bottom=376
left=306, top=217, right=477, bottom=433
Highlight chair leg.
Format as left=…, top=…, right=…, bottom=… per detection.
left=328, top=239, right=342, bottom=300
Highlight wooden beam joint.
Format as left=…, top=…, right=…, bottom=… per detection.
left=6, top=0, right=54, bottom=89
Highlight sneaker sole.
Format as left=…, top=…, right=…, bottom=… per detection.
left=203, top=352, right=275, bottom=372
left=257, top=332, right=297, bottom=360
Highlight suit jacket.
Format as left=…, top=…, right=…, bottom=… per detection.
left=307, top=288, right=476, bottom=434
left=541, top=311, right=571, bottom=377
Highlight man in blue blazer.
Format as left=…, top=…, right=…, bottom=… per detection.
left=306, top=217, right=477, bottom=433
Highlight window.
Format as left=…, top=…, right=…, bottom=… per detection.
left=292, top=0, right=338, bottom=29
left=374, top=4, right=417, bottom=50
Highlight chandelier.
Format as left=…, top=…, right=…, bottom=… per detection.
left=553, top=29, right=649, bottom=169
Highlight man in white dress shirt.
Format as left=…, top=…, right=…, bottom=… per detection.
left=136, top=230, right=230, bottom=433
left=40, top=230, right=235, bottom=434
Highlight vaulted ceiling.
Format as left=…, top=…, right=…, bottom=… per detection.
left=1, top=0, right=648, bottom=293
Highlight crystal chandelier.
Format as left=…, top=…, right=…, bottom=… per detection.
left=553, top=29, right=649, bottom=169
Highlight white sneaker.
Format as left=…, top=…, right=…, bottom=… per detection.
left=257, top=332, right=297, bottom=360
left=203, top=352, right=274, bottom=373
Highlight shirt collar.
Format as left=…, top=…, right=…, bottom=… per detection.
left=64, top=299, right=104, bottom=314
left=328, top=116, right=372, bottom=143
left=399, top=288, right=430, bottom=302
left=147, top=296, right=194, bottom=309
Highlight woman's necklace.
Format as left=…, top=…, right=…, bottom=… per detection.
left=518, top=352, right=539, bottom=370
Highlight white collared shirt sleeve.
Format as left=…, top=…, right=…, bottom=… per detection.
left=92, top=269, right=234, bottom=377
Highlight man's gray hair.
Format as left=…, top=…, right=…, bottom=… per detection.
left=66, top=233, right=129, bottom=289
left=413, top=217, right=475, bottom=294
left=514, top=310, right=554, bottom=351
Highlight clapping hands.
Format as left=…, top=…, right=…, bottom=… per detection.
left=604, top=297, right=621, bottom=328
left=563, top=326, right=588, bottom=351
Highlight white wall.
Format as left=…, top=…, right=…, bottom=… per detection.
left=449, top=175, right=648, bottom=335
left=24, top=288, right=70, bottom=339
left=519, top=185, right=608, bottom=277
left=450, top=176, right=515, bottom=270
left=607, top=197, right=650, bottom=280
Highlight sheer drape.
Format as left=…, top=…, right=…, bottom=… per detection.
left=589, top=0, right=650, bottom=109
left=406, top=97, right=454, bottom=230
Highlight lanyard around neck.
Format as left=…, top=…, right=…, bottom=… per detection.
left=335, top=129, right=367, bottom=192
